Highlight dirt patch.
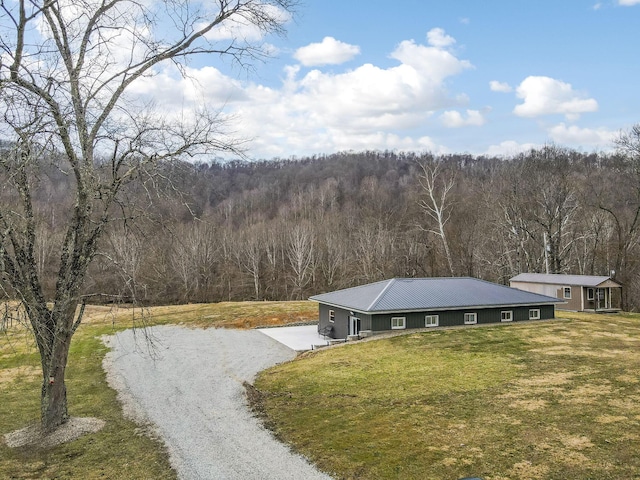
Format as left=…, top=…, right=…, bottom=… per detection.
left=244, top=381, right=266, bottom=418
left=4, top=417, right=105, bottom=449
left=0, top=366, right=40, bottom=384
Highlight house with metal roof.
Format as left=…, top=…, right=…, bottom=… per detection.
left=509, top=273, right=622, bottom=312
left=310, top=277, right=563, bottom=339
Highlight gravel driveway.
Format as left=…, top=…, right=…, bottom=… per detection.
left=103, top=325, right=331, bottom=480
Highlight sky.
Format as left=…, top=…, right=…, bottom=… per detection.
left=144, top=0, right=640, bottom=160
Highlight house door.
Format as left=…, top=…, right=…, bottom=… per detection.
left=596, top=288, right=605, bottom=310
left=349, top=316, right=361, bottom=336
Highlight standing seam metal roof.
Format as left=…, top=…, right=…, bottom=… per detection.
left=309, top=277, right=562, bottom=313
left=510, top=273, right=620, bottom=287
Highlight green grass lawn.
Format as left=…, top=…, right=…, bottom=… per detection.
left=5, top=304, right=640, bottom=480
left=254, top=312, right=640, bottom=480
left=0, top=301, right=315, bottom=479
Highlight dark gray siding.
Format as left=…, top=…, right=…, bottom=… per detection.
left=317, top=304, right=372, bottom=339
left=317, top=303, right=555, bottom=338
left=318, top=304, right=347, bottom=339
left=370, top=305, right=555, bottom=331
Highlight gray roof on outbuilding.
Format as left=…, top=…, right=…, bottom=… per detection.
left=309, top=277, right=563, bottom=314
left=510, top=273, right=621, bottom=287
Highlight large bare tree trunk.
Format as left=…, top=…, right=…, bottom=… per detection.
left=40, top=320, right=72, bottom=431
left=25, top=301, right=80, bottom=430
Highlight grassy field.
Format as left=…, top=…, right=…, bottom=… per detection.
left=254, top=312, right=640, bottom=480
left=0, top=301, right=316, bottom=479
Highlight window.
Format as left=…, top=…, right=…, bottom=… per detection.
left=425, top=315, right=439, bottom=327
left=391, top=317, right=406, bottom=329
left=329, top=310, right=335, bottom=323
left=563, top=287, right=572, bottom=299
left=501, top=311, right=513, bottom=322
left=587, top=288, right=594, bottom=301
left=529, top=309, right=540, bottom=320
left=464, top=313, right=477, bottom=325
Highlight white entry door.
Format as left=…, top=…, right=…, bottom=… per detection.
left=349, top=316, right=361, bottom=336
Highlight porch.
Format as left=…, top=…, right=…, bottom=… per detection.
left=581, top=285, right=622, bottom=312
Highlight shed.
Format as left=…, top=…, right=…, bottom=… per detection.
left=509, top=273, right=622, bottom=312
left=310, top=277, right=562, bottom=339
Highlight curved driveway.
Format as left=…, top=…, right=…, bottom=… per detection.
left=104, top=325, right=331, bottom=480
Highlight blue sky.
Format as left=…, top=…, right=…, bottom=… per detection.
left=145, top=0, right=640, bottom=159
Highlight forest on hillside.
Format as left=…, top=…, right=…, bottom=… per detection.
left=3, top=143, right=640, bottom=310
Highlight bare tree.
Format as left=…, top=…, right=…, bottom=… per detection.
left=0, top=0, right=295, bottom=431
left=417, top=160, right=456, bottom=276
left=235, top=224, right=266, bottom=300
left=171, top=222, right=220, bottom=302
left=318, top=221, right=348, bottom=291
left=287, top=223, right=315, bottom=299
left=588, top=124, right=640, bottom=308
left=528, top=147, right=579, bottom=274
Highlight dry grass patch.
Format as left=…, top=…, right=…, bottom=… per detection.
left=517, top=371, right=574, bottom=386
left=78, top=301, right=316, bottom=330
left=616, top=374, right=640, bottom=384
left=596, top=414, right=628, bottom=424
left=559, top=434, right=594, bottom=449
left=507, top=460, right=549, bottom=480
left=0, top=365, right=40, bottom=384
left=508, top=399, right=548, bottom=411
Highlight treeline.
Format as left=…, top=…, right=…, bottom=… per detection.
left=7, top=146, right=640, bottom=309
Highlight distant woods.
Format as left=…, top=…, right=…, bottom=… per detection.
left=4, top=146, right=640, bottom=310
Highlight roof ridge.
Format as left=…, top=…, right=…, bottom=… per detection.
left=367, top=278, right=396, bottom=311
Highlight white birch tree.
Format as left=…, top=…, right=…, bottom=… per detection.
left=417, top=161, right=456, bottom=276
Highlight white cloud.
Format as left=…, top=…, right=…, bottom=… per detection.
left=318, top=131, right=440, bottom=154
left=129, top=65, right=246, bottom=107
left=513, top=76, right=598, bottom=120
left=115, top=28, right=475, bottom=158
left=548, top=123, right=617, bottom=146
left=293, top=37, right=360, bottom=66
left=490, top=80, right=512, bottom=93
left=484, top=140, right=540, bottom=157
left=224, top=32, right=475, bottom=157
left=426, top=28, right=456, bottom=48
left=619, top=0, right=640, bottom=5
left=391, top=39, right=473, bottom=84
left=440, top=109, right=486, bottom=128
